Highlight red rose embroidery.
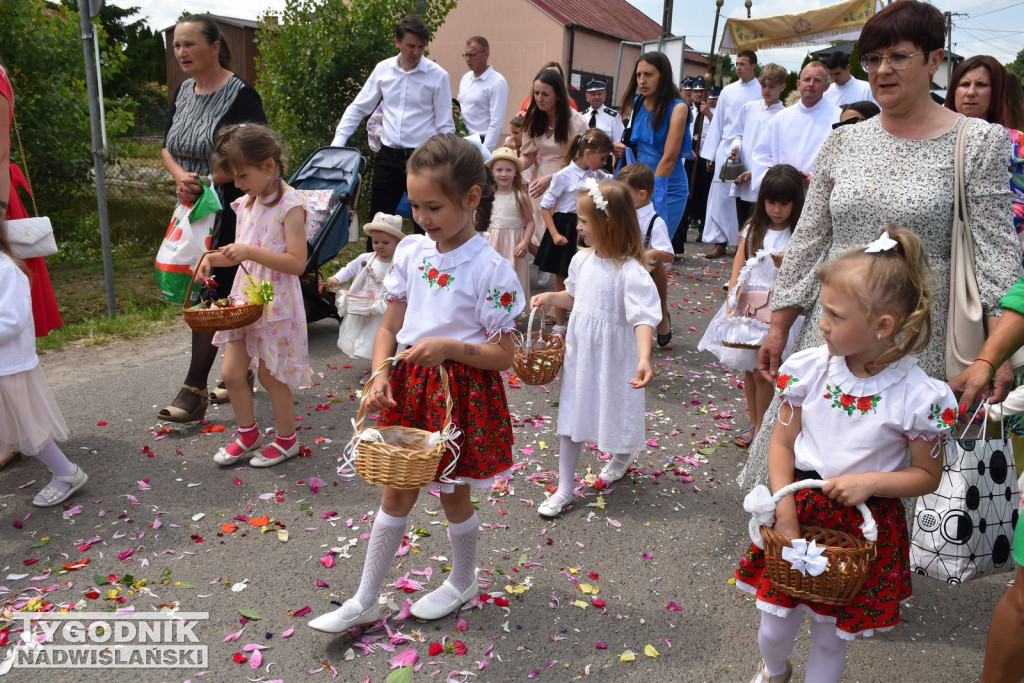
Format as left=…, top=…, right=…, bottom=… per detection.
left=437, top=273, right=450, bottom=287
left=941, top=407, right=957, bottom=425
left=500, top=292, right=512, bottom=307
left=776, top=374, right=791, bottom=390
left=857, top=396, right=874, bottom=412
left=427, top=268, right=439, bottom=280
left=840, top=394, right=855, bottom=408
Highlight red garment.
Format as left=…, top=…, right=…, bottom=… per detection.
left=735, top=487, right=912, bottom=637
left=1, top=65, right=62, bottom=337
left=377, top=360, right=514, bottom=484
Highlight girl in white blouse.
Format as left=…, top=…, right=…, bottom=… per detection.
left=309, top=134, right=524, bottom=634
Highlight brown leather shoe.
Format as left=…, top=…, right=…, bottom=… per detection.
left=703, top=243, right=726, bottom=259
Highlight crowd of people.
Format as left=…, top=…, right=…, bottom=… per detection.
left=4, top=0, right=1024, bottom=680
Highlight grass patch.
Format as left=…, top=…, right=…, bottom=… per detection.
left=37, top=305, right=179, bottom=354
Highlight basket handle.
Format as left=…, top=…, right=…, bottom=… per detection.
left=522, top=305, right=556, bottom=355
left=771, top=479, right=878, bottom=543
left=183, top=250, right=253, bottom=307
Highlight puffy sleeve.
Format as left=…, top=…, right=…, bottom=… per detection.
left=623, top=261, right=661, bottom=330
left=774, top=346, right=823, bottom=407
left=903, top=376, right=958, bottom=446
left=383, top=236, right=420, bottom=303
left=964, top=121, right=1021, bottom=315
left=476, top=253, right=525, bottom=336
left=771, top=130, right=839, bottom=312
left=521, top=131, right=538, bottom=157
left=333, top=253, right=372, bottom=283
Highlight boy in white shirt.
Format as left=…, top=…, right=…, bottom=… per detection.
left=617, top=163, right=674, bottom=347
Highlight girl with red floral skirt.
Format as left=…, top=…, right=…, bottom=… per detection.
left=737, top=227, right=957, bottom=683
left=309, top=134, right=524, bottom=634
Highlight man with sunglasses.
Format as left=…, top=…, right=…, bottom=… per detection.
left=749, top=61, right=841, bottom=192
left=457, top=36, right=509, bottom=151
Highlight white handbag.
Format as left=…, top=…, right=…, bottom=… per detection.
left=6, top=217, right=56, bottom=258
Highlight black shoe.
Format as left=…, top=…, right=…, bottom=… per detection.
left=656, top=313, right=672, bottom=347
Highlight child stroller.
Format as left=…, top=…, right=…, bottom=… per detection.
left=288, top=146, right=367, bottom=324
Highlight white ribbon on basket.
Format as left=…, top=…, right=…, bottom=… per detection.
left=781, top=538, right=829, bottom=577
left=744, top=485, right=776, bottom=549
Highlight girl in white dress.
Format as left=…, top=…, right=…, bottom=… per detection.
left=531, top=179, right=661, bottom=517
left=327, top=212, right=405, bottom=359
left=699, top=165, right=806, bottom=447
left=485, top=148, right=534, bottom=300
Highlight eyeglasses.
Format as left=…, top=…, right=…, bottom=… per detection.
left=461, top=51, right=484, bottom=59
left=859, top=49, right=927, bottom=73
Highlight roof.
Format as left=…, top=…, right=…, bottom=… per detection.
left=528, top=0, right=664, bottom=43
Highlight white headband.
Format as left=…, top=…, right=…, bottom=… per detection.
left=583, top=177, right=608, bottom=215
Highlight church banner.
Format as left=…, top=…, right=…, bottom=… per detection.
left=720, top=0, right=880, bottom=52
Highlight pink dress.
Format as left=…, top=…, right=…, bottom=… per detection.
left=213, top=188, right=312, bottom=388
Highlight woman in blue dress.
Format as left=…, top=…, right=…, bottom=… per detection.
left=614, top=51, right=691, bottom=344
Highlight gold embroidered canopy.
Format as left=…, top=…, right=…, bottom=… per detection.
left=719, top=0, right=880, bottom=52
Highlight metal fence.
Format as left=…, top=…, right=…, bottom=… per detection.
left=101, top=135, right=174, bottom=251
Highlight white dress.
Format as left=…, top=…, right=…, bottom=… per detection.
left=334, top=253, right=391, bottom=359
left=698, top=226, right=802, bottom=371
left=557, top=251, right=661, bottom=454
left=485, top=192, right=530, bottom=300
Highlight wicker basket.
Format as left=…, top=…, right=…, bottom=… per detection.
left=346, top=351, right=454, bottom=490
left=761, top=479, right=878, bottom=606
left=512, top=306, right=565, bottom=386
left=183, top=251, right=265, bottom=332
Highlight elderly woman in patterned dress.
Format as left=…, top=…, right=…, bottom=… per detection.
left=157, top=15, right=266, bottom=424
left=743, top=0, right=1020, bottom=489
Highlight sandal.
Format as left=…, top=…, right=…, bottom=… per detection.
left=157, top=385, right=208, bottom=423
left=33, top=465, right=88, bottom=507
left=249, top=441, right=301, bottom=468
left=210, top=369, right=255, bottom=405
left=734, top=427, right=754, bottom=448
left=213, top=435, right=261, bottom=466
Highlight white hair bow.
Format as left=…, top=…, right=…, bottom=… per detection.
left=864, top=231, right=898, bottom=253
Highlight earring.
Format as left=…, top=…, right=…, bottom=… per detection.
left=876, top=333, right=882, bottom=340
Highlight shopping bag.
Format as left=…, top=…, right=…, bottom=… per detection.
left=154, top=179, right=221, bottom=304
left=910, top=425, right=1020, bottom=583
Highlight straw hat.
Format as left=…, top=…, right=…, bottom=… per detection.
left=487, top=147, right=523, bottom=171
left=363, top=212, right=405, bottom=241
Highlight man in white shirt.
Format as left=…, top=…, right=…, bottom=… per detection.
left=331, top=15, right=454, bottom=241
left=750, top=61, right=841, bottom=192
left=456, top=36, right=509, bottom=151
left=822, top=51, right=876, bottom=107
left=581, top=79, right=623, bottom=171
left=700, top=49, right=762, bottom=258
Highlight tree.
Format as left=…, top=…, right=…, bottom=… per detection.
left=256, top=0, right=456, bottom=168
left=1007, top=48, right=1024, bottom=80
left=1, top=1, right=92, bottom=217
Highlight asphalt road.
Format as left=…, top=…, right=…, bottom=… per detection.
left=0, top=252, right=1005, bottom=682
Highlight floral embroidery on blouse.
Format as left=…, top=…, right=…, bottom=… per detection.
left=776, top=373, right=798, bottom=392
left=823, top=383, right=881, bottom=416
left=927, top=403, right=959, bottom=432
left=486, top=288, right=517, bottom=312
left=419, top=258, right=454, bottom=289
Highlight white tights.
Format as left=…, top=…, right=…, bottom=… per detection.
left=758, top=610, right=848, bottom=682
left=548, top=437, right=633, bottom=506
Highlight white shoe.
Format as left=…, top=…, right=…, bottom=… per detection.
left=598, top=457, right=635, bottom=484
left=213, top=437, right=260, bottom=466
left=748, top=659, right=792, bottom=683
left=249, top=440, right=301, bottom=468
left=409, top=570, right=479, bottom=620
left=537, top=271, right=551, bottom=286
left=307, top=600, right=380, bottom=633
left=32, top=465, right=88, bottom=507
left=537, top=494, right=571, bottom=518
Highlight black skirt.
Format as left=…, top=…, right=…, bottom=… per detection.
left=534, top=212, right=579, bottom=278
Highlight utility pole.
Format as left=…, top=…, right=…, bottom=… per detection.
left=662, top=0, right=674, bottom=38
left=944, top=11, right=966, bottom=88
